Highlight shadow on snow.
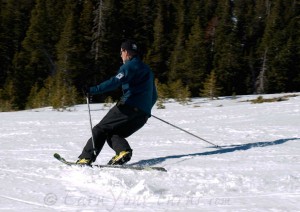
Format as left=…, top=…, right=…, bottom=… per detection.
left=130, top=138, right=299, bottom=167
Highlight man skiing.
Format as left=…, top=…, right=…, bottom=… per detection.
left=77, top=40, right=157, bottom=166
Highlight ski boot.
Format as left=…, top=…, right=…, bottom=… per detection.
left=76, top=158, right=92, bottom=165
left=108, top=150, right=132, bottom=165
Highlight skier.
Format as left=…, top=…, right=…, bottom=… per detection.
left=77, top=40, right=157, bottom=165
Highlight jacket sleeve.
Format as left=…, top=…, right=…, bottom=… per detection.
left=89, top=72, right=123, bottom=95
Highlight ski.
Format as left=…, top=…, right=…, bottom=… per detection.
left=53, top=153, right=167, bottom=172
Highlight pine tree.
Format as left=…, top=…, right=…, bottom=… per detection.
left=52, top=2, right=80, bottom=109
left=56, top=2, right=80, bottom=84
left=0, top=0, right=34, bottom=89
left=181, top=17, right=208, bottom=96
left=51, top=72, right=78, bottom=109
left=10, top=0, right=66, bottom=109
left=253, top=0, right=271, bottom=93
left=92, top=0, right=121, bottom=84
left=0, top=80, right=16, bottom=111
left=200, top=70, right=221, bottom=100
left=256, top=0, right=292, bottom=93
left=169, top=79, right=191, bottom=105
left=76, top=0, right=95, bottom=87
left=212, top=0, right=245, bottom=95
left=135, top=0, right=155, bottom=45
left=168, top=0, right=187, bottom=85
left=145, top=1, right=168, bottom=82
left=234, top=0, right=262, bottom=93
left=286, top=8, right=300, bottom=91
left=269, top=0, right=300, bottom=92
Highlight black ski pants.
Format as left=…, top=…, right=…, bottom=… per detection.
left=79, top=103, right=148, bottom=161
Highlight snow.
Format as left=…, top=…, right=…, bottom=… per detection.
left=0, top=93, right=299, bottom=212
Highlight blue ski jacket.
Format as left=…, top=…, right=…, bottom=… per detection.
left=89, top=56, right=157, bottom=116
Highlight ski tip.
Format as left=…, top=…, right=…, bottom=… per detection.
left=53, top=153, right=60, bottom=159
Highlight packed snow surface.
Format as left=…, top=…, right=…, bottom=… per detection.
left=0, top=93, right=299, bottom=212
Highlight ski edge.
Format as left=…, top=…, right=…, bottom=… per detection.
left=53, top=153, right=167, bottom=172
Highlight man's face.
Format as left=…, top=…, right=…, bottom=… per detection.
left=120, top=48, right=129, bottom=64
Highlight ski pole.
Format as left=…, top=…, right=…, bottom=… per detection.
left=152, top=115, right=221, bottom=149
left=86, top=96, right=97, bottom=156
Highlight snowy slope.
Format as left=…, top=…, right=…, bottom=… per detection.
left=0, top=93, right=299, bottom=212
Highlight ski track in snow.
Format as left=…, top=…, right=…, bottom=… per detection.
left=0, top=93, right=300, bottom=212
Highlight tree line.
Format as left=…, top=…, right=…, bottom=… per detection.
left=0, top=0, right=299, bottom=111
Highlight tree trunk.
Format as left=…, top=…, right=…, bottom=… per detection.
left=256, top=48, right=268, bottom=94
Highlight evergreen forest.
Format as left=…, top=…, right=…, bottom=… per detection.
left=0, top=0, right=299, bottom=111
